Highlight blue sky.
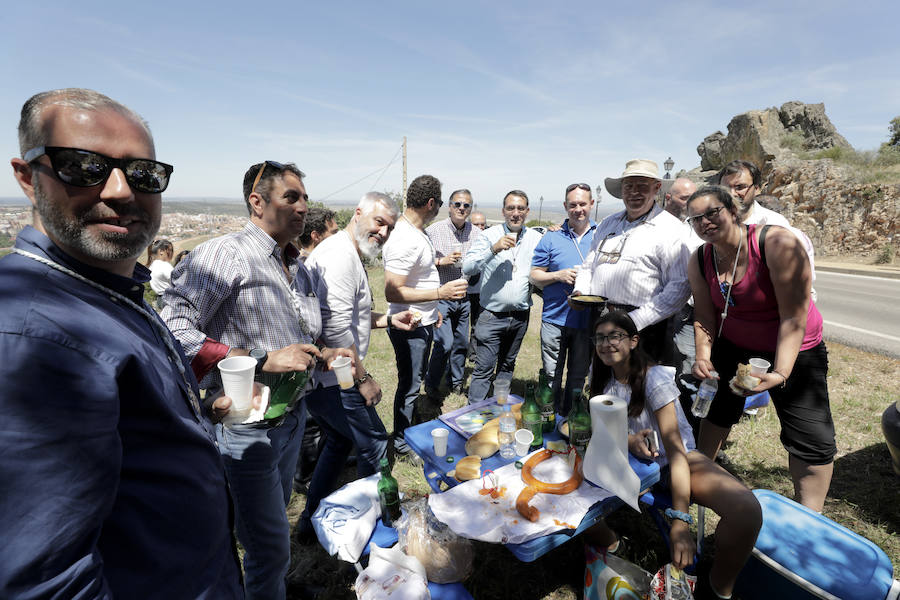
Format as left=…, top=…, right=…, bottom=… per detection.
left=2, top=1, right=898, bottom=209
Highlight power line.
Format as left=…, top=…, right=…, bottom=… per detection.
left=370, top=146, right=402, bottom=191
left=318, top=146, right=402, bottom=201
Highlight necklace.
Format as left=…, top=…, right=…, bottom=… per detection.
left=712, top=227, right=743, bottom=337
left=13, top=248, right=204, bottom=419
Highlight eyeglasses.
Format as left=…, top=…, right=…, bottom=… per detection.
left=566, top=183, right=591, bottom=194
left=594, top=232, right=629, bottom=265
left=686, top=206, right=725, bottom=227
left=591, top=331, right=629, bottom=346
left=451, top=201, right=471, bottom=210
left=24, top=146, right=174, bottom=193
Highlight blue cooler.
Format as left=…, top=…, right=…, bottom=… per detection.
left=735, top=489, right=899, bottom=600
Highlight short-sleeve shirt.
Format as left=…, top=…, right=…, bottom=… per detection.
left=604, top=365, right=696, bottom=469
left=382, top=217, right=440, bottom=325
left=531, top=219, right=595, bottom=328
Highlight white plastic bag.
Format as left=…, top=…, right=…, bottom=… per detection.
left=355, top=543, right=430, bottom=600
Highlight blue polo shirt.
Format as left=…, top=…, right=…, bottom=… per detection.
left=531, top=219, right=596, bottom=328
left=0, top=227, right=241, bottom=599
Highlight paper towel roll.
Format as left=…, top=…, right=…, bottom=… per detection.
left=582, top=394, right=641, bottom=511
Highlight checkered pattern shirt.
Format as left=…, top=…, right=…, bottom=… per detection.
left=163, top=221, right=323, bottom=389
left=425, top=218, right=482, bottom=284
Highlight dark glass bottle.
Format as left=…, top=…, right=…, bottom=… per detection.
left=521, top=382, right=543, bottom=447
left=567, top=389, right=592, bottom=458
left=537, top=369, right=555, bottom=433
left=377, top=457, right=402, bottom=527
left=263, top=370, right=310, bottom=420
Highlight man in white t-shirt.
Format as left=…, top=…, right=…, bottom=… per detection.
left=382, top=175, right=467, bottom=454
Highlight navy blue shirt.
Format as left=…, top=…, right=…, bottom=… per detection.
left=0, top=227, right=242, bottom=599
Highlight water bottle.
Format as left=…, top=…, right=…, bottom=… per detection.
left=691, top=371, right=719, bottom=418
left=499, top=403, right=516, bottom=458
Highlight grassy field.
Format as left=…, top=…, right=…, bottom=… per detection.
left=284, top=265, right=900, bottom=599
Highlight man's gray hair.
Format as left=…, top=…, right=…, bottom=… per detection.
left=18, top=88, right=153, bottom=155
left=358, top=192, right=400, bottom=219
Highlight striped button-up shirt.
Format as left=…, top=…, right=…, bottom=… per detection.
left=163, top=221, right=323, bottom=390
left=425, top=218, right=482, bottom=284
left=573, top=205, right=691, bottom=330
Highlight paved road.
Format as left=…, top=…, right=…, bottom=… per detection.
left=815, top=270, right=900, bottom=358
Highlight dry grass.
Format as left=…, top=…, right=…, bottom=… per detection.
left=284, top=266, right=900, bottom=599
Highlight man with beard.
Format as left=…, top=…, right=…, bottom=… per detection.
left=1, top=89, right=243, bottom=597
left=463, top=190, right=543, bottom=403
left=293, top=192, right=415, bottom=540
left=572, top=159, right=691, bottom=363
left=163, top=160, right=352, bottom=599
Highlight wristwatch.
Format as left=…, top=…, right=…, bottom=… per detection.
left=249, top=348, right=268, bottom=374
left=355, top=371, right=371, bottom=386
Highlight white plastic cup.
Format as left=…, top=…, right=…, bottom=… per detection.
left=749, top=358, right=771, bottom=376
left=331, top=356, right=354, bottom=390
left=432, top=428, right=450, bottom=457
left=493, top=378, right=511, bottom=405
left=218, top=356, right=256, bottom=414
left=451, top=243, right=463, bottom=263
left=514, top=429, right=534, bottom=456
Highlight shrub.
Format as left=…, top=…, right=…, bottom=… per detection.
left=874, top=243, right=895, bottom=265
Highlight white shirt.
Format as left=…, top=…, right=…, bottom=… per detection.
left=307, top=231, right=371, bottom=388
left=574, top=205, right=691, bottom=330
left=605, top=365, right=696, bottom=469
left=745, top=201, right=817, bottom=283
left=149, top=259, right=173, bottom=295
left=382, top=217, right=440, bottom=325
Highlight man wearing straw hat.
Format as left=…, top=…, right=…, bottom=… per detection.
left=572, top=159, right=691, bottom=363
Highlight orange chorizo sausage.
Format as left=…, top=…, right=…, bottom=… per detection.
left=515, top=450, right=584, bottom=522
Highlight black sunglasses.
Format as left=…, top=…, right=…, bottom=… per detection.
left=24, top=146, right=173, bottom=193
left=686, top=206, right=725, bottom=227
left=566, top=183, right=591, bottom=194
left=451, top=201, right=471, bottom=209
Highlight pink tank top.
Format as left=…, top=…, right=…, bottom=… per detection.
left=702, top=224, right=822, bottom=352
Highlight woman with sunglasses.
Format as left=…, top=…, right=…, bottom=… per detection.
left=584, top=311, right=760, bottom=600
left=686, top=186, right=835, bottom=513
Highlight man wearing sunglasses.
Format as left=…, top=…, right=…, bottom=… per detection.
left=2, top=89, right=242, bottom=597
left=572, top=159, right=691, bottom=363
left=163, top=160, right=352, bottom=599
left=383, top=175, right=467, bottom=455
left=529, top=183, right=597, bottom=415
left=423, top=189, right=482, bottom=403
left=463, top=190, right=543, bottom=404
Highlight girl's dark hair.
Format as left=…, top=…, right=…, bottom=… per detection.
left=173, top=249, right=190, bottom=266
left=146, top=239, right=173, bottom=263
left=589, top=310, right=655, bottom=418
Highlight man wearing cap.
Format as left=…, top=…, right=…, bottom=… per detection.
left=530, top=183, right=597, bottom=414
left=573, top=159, right=691, bottom=362
left=424, top=189, right=481, bottom=399
left=1, top=89, right=243, bottom=597
left=383, top=175, right=468, bottom=454
left=163, top=160, right=352, bottom=599
left=463, top=190, right=543, bottom=404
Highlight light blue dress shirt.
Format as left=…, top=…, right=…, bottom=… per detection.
left=462, top=223, right=543, bottom=312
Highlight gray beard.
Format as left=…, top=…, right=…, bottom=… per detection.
left=354, top=224, right=383, bottom=260
left=34, top=178, right=160, bottom=262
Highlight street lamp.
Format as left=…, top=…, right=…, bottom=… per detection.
left=663, top=156, right=674, bottom=180
left=594, top=185, right=602, bottom=221
left=538, top=195, right=544, bottom=223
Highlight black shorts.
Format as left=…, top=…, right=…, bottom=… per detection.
left=706, top=338, right=836, bottom=465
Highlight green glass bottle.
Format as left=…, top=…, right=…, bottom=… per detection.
left=521, top=382, right=543, bottom=447
left=567, top=389, right=592, bottom=458
left=263, top=370, right=310, bottom=420
left=377, top=457, right=402, bottom=527
left=538, top=369, right=556, bottom=433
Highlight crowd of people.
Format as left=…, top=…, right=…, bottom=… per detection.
left=0, top=88, right=836, bottom=600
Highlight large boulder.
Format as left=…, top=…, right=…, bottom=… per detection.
left=778, top=101, right=852, bottom=151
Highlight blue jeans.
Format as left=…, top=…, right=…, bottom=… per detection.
left=300, top=384, right=388, bottom=523
left=425, top=298, right=470, bottom=391
left=539, top=320, right=592, bottom=415
left=468, top=309, right=530, bottom=404
left=216, top=408, right=305, bottom=600
left=388, top=325, right=433, bottom=449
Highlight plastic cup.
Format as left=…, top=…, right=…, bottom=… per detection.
left=451, top=243, right=463, bottom=262
left=514, top=429, right=534, bottom=456
left=493, top=378, right=511, bottom=405
left=432, top=428, right=450, bottom=457
left=331, top=356, right=354, bottom=390
left=749, top=358, right=771, bottom=376
left=217, top=356, right=256, bottom=414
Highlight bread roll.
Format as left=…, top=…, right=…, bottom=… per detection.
left=455, top=455, right=481, bottom=481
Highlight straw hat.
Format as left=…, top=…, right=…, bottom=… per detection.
left=604, top=159, right=674, bottom=199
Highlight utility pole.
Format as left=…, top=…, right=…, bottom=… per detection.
left=402, top=137, right=407, bottom=209
left=538, top=195, right=544, bottom=223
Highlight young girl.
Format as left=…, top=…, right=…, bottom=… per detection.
left=584, top=311, right=761, bottom=600
left=147, top=239, right=174, bottom=308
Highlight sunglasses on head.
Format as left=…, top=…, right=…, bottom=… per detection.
left=566, top=183, right=591, bottom=194
left=451, top=201, right=471, bottom=209
left=24, top=146, right=173, bottom=193
left=251, top=160, right=301, bottom=195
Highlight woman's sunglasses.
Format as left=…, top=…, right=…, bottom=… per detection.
left=24, top=146, right=173, bottom=193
